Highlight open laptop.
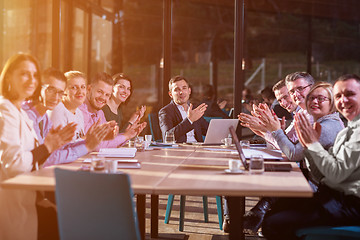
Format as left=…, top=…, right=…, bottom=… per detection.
left=229, top=126, right=292, bottom=172
left=203, top=119, right=239, bottom=144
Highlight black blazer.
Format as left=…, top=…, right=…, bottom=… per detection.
left=158, top=101, right=209, bottom=143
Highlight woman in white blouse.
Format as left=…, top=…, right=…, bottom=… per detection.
left=0, top=53, right=75, bottom=240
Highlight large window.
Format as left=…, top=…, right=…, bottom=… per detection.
left=0, top=0, right=52, bottom=68
left=90, top=14, right=113, bottom=76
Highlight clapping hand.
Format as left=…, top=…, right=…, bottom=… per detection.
left=129, top=105, right=146, bottom=124
left=253, top=103, right=281, bottom=132
left=294, top=112, right=321, bottom=147
left=187, top=103, right=207, bottom=122
left=84, top=119, right=111, bottom=151
left=238, top=112, right=267, bottom=137
left=103, top=120, right=120, bottom=141
left=44, top=122, right=77, bottom=153
left=123, top=119, right=147, bottom=140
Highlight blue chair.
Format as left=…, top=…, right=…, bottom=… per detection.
left=204, top=116, right=222, bottom=123
left=165, top=116, right=224, bottom=231
left=55, top=168, right=141, bottom=240
left=296, top=226, right=360, bottom=240
left=164, top=195, right=223, bottom=231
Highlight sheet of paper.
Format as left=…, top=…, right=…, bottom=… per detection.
left=242, top=148, right=282, bottom=160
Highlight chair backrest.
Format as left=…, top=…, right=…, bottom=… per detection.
left=148, top=112, right=162, bottom=141
left=203, top=116, right=222, bottom=123
left=55, top=168, right=141, bottom=240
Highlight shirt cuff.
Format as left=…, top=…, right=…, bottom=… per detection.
left=187, top=117, right=193, bottom=124
left=271, top=129, right=284, bottom=138
left=307, top=141, right=322, bottom=151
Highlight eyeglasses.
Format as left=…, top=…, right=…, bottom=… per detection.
left=308, top=95, right=330, bottom=103
left=289, top=84, right=312, bottom=95
left=43, top=85, right=64, bottom=97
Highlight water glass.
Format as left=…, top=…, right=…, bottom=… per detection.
left=91, top=157, right=105, bottom=171
left=164, top=132, right=175, bottom=144
left=128, top=140, right=135, bottom=148
left=135, top=136, right=145, bottom=152
left=249, top=155, right=264, bottom=174
left=240, top=140, right=250, bottom=148
left=221, top=137, right=232, bottom=147
left=104, top=159, right=118, bottom=173
left=145, top=135, right=152, bottom=142
left=144, top=135, right=152, bottom=149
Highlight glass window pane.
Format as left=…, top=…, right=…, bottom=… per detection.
left=1, top=0, right=52, bottom=68
left=90, top=14, right=112, bottom=76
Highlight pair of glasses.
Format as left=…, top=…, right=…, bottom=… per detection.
left=308, top=95, right=330, bottom=103
left=289, top=84, right=312, bottom=95
left=43, top=85, right=65, bottom=97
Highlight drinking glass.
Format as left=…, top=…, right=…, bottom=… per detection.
left=164, top=132, right=175, bottom=144
left=221, top=137, right=232, bottom=147
left=249, top=155, right=264, bottom=174
left=91, top=157, right=105, bottom=171
left=135, top=136, right=145, bottom=152
left=104, top=159, right=118, bottom=173
left=240, top=140, right=250, bottom=148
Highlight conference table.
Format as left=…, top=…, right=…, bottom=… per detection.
left=1, top=144, right=313, bottom=240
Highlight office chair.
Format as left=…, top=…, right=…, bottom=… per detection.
left=55, top=168, right=141, bottom=240
left=296, top=226, right=360, bottom=240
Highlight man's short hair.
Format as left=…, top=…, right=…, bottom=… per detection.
left=43, top=68, right=66, bottom=83
left=335, top=74, right=360, bottom=85
left=64, top=71, right=87, bottom=83
left=261, top=86, right=275, bottom=100
left=168, top=75, right=189, bottom=91
left=90, top=72, right=114, bottom=86
left=272, top=79, right=286, bottom=92
left=285, top=72, right=315, bottom=85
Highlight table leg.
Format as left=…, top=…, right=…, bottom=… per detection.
left=137, top=194, right=146, bottom=240
left=151, top=194, right=159, bottom=238
left=227, top=196, right=245, bottom=240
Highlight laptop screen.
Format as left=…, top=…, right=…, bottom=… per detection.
left=229, top=126, right=249, bottom=170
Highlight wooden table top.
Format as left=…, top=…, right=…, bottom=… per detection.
left=1, top=145, right=313, bottom=198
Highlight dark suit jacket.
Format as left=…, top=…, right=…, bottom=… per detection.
left=158, top=101, right=209, bottom=143
left=201, top=100, right=230, bottom=119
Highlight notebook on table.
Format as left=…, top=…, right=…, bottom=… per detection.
left=229, top=126, right=292, bottom=172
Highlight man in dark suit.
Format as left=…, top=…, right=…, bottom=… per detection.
left=159, top=75, right=209, bottom=143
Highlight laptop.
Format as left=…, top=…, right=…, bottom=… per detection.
left=229, top=126, right=292, bottom=172
left=203, top=119, right=239, bottom=144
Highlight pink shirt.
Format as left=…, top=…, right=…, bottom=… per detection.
left=79, top=100, right=127, bottom=150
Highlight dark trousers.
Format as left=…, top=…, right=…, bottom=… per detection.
left=37, top=192, right=60, bottom=240
left=262, top=184, right=360, bottom=240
